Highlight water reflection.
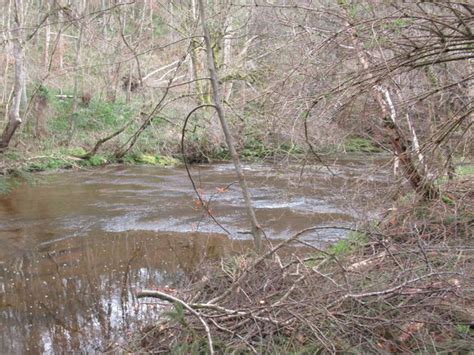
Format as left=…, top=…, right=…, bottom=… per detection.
left=0, top=159, right=390, bottom=352
left=1, top=231, right=255, bottom=353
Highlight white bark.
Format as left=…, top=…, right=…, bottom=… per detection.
left=223, top=17, right=233, bottom=101
left=1, top=0, right=24, bottom=149
left=343, top=11, right=437, bottom=199
left=57, top=10, right=63, bottom=69
left=44, top=1, right=50, bottom=69
left=2, top=0, right=12, bottom=105
left=378, top=86, right=402, bottom=175
left=10, top=37, right=23, bottom=125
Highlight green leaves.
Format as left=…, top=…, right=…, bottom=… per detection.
left=165, top=302, right=186, bottom=326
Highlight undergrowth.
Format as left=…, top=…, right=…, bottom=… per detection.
left=125, top=179, right=473, bottom=353
left=342, top=136, right=382, bottom=153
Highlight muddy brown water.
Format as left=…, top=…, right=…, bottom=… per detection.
left=0, top=157, right=390, bottom=353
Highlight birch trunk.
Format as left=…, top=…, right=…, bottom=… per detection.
left=57, top=10, right=63, bottom=69
left=43, top=1, right=50, bottom=69
left=222, top=16, right=233, bottom=101
left=344, top=18, right=438, bottom=200
left=0, top=0, right=23, bottom=149
left=1, top=0, right=12, bottom=105
left=198, top=0, right=263, bottom=252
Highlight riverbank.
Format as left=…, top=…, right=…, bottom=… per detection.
left=0, top=138, right=379, bottom=195
left=0, top=159, right=388, bottom=353
left=0, top=155, right=472, bottom=352
left=0, top=146, right=182, bottom=193
left=127, top=181, right=473, bottom=353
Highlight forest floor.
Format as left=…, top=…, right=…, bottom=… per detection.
left=126, top=177, right=473, bottom=354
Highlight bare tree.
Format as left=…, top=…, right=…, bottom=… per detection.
left=198, top=0, right=263, bottom=252
left=341, top=5, right=438, bottom=200
left=67, top=2, right=86, bottom=141
left=1, top=0, right=24, bottom=150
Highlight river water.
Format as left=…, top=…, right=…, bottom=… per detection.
left=0, top=156, right=390, bottom=353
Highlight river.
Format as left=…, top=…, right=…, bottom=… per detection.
left=0, top=156, right=390, bottom=353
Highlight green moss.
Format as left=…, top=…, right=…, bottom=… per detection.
left=137, top=154, right=157, bottom=165
left=122, top=153, right=154, bottom=165
left=122, top=153, right=180, bottom=167
left=122, top=154, right=139, bottom=164
left=156, top=155, right=180, bottom=167
left=27, top=156, right=73, bottom=171
left=344, top=137, right=381, bottom=153
left=88, top=155, right=107, bottom=166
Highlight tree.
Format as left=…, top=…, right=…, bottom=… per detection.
left=68, top=2, right=86, bottom=141
left=238, top=0, right=472, bottom=199
left=198, top=0, right=263, bottom=253
left=1, top=0, right=24, bottom=150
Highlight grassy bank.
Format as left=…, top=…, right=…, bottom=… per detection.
left=0, top=89, right=384, bottom=195
left=0, top=150, right=181, bottom=193
left=2, top=88, right=471, bottom=199
left=125, top=178, right=473, bottom=353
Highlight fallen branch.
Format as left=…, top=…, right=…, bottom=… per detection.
left=137, top=290, right=214, bottom=355
left=209, top=225, right=351, bottom=304
left=328, top=271, right=461, bottom=308
left=347, top=251, right=387, bottom=272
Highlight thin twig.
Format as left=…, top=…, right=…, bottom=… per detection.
left=137, top=290, right=214, bottom=355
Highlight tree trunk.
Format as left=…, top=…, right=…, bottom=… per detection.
left=190, top=39, right=204, bottom=104
left=43, top=1, right=50, bottom=69
left=0, top=0, right=23, bottom=150
left=344, top=17, right=438, bottom=200
left=1, top=0, right=12, bottom=106
left=57, top=9, right=63, bottom=69
left=198, top=0, right=263, bottom=253
left=68, top=20, right=84, bottom=141
left=189, top=0, right=204, bottom=105
left=222, top=15, right=233, bottom=101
